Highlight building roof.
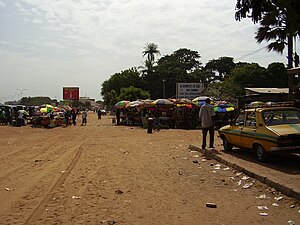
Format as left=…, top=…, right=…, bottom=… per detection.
left=245, top=88, right=289, bottom=94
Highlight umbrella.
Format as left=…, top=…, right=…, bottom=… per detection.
left=248, top=101, right=264, bottom=107
left=151, top=99, right=174, bottom=106
left=192, top=96, right=214, bottom=107
left=18, top=109, right=29, bottom=116
left=213, top=101, right=236, bottom=112
left=177, top=98, right=192, bottom=104
left=114, top=100, right=130, bottom=109
left=125, top=100, right=144, bottom=108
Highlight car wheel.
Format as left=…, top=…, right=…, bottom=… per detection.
left=223, top=137, right=233, bottom=151
left=256, top=144, right=268, bottom=162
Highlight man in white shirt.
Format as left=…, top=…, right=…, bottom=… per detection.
left=199, top=98, right=215, bottom=149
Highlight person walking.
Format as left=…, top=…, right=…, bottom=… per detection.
left=81, top=109, right=87, bottom=126
left=199, top=98, right=215, bottom=149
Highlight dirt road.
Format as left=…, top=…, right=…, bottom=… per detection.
left=0, top=113, right=299, bottom=225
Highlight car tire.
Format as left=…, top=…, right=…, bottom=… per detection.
left=223, top=137, right=233, bottom=151
left=256, top=144, right=268, bottom=162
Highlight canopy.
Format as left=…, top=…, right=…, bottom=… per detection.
left=114, top=100, right=130, bottom=109
left=151, top=99, right=174, bottom=106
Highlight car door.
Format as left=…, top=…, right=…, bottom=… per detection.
left=227, top=111, right=245, bottom=147
left=240, top=111, right=257, bottom=149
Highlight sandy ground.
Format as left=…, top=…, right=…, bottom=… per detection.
left=0, top=112, right=299, bottom=225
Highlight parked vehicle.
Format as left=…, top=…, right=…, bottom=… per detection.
left=218, top=105, right=300, bottom=162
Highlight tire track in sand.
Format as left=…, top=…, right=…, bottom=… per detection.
left=23, top=144, right=84, bottom=225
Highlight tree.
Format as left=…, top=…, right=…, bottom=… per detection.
left=265, top=62, right=288, bottom=87
left=118, top=86, right=151, bottom=101
left=142, top=43, right=161, bottom=63
left=204, top=57, right=236, bottom=81
left=151, top=48, right=202, bottom=98
left=101, top=68, right=144, bottom=104
left=20, top=96, right=53, bottom=106
left=235, top=0, right=300, bottom=67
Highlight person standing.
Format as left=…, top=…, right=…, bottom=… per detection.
left=97, top=109, right=102, bottom=120
left=199, top=98, right=215, bottom=149
left=72, top=109, right=77, bottom=125
left=64, top=110, right=70, bottom=127
left=81, top=109, right=87, bottom=126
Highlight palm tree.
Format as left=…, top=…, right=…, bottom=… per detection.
left=138, top=59, right=155, bottom=77
left=142, top=43, right=161, bottom=63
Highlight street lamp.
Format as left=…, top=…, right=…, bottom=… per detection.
left=162, top=79, right=166, bottom=99
left=16, top=89, right=26, bottom=99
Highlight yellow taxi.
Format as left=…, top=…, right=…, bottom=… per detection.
left=218, top=105, right=300, bottom=162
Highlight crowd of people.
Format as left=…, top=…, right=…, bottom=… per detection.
left=0, top=104, right=99, bottom=128
left=113, top=99, right=237, bottom=131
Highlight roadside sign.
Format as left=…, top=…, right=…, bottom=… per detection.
left=176, top=83, right=204, bottom=99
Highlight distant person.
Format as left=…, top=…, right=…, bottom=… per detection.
left=97, top=109, right=102, bottom=120
left=116, top=109, right=120, bottom=125
left=81, top=109, right=87, bottom=126
left=199, top=98, right=215, bottom=149
left=17, top=110, right=23, bottom=127
left=64, top=110, right=70, bottom=127
left=72, top=109, right=77, bottom=125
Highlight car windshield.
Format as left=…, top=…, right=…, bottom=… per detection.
left=263, top=109, right=300, bottom=126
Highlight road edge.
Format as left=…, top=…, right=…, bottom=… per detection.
left=188, top=144, right=300, bottom=202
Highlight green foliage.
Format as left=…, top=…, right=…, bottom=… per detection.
left=20, top=96, right=53, bottom=106
left=229, top=63, right=267, bottom=87
left=143, top=43, right=160, bottom=62
left=235, top=0, right=300, bottom=53
left=266, top=62, right=288, bottom=87
left=101, top=68, right=145, bottom=105
left=205, top=57, right=236, bottom=81
left=118, top=86, right=150, bottom=101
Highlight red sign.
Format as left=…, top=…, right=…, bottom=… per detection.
left=63, top=87, right=79, bottom=100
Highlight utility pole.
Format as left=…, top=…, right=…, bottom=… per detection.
left=162, top=79, right=166, bottom=99
left=287, top=35, right=293, bottom=100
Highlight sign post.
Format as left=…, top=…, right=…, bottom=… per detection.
left=176, top=83, right=204, bottom=99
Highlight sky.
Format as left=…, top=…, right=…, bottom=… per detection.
left=0, top=0, right=299, bottom=103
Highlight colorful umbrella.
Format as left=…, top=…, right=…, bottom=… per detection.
left=151, top=99, right=174, bottom=106
left=192, top=96, right=214, bottom=107
left=114, top=100, right=130, bottom=109
left=248, top=101, right=264, bottom=107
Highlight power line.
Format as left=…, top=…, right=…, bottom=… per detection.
left=235, top=45, right=269, bottom=61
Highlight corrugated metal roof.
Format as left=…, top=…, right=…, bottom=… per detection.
left=245, top=88, right=289, bottom=94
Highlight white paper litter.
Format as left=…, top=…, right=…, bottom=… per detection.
left=243, top=183, right=252, bottom=189
left=236, top=172, right=242, bottom=176
left=272, top=203, right=279, bottom=207
left=72, top=196, right=81, bottom=199
left=241, top=176, right=250, bottom=180
left=223, top=167, right=230, bottom=171
left=259, top=213, right=268, bottom=216
left=274, top=196, right=283, bottom=201
left=257, top=206, right=268, bottom=210
left=256, top=194, right=269, bottom=199
left=201, top=159, right=207, bottom=162
left=288, top=220, right=295, bottom=225
left=237, top=180, right=242, bottom=186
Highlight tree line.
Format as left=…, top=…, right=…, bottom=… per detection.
left=101, top=44, right=288, bottom=108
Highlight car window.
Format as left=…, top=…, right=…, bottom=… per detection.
left=235, top=112, right=245, bottom=126
left=263, top=109, right=300, bottom=126
left=245, top=111, right=256, bottom=127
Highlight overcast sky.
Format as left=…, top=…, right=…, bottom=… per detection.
left=0, top=0, right=299, bottom=102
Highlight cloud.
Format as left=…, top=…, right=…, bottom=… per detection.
left=0, top=0, right=5, bottom=7
left=0, top=0, right=298, bottom=100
